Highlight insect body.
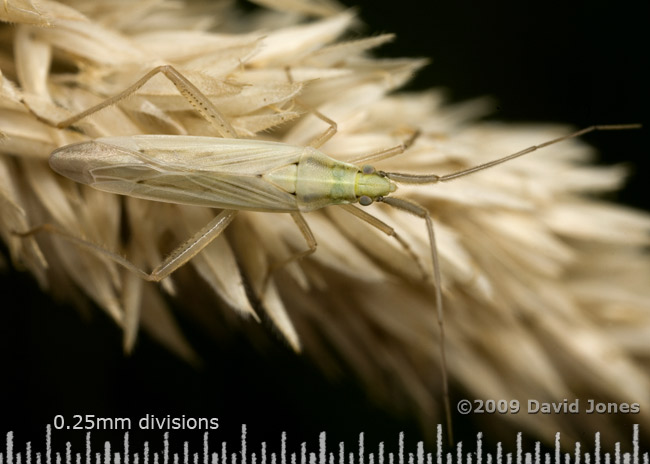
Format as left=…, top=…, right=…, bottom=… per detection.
left=49, top=135, right=395, bottom=213
left=23, top=64, right=640, bottom=444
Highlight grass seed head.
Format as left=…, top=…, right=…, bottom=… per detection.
left=0, top=0, right=649, bottom=443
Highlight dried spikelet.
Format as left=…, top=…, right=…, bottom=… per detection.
left=0, top=0, right=648, bottom=447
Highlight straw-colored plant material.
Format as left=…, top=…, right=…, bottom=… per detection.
left=1, top=0, right=649, bottom=443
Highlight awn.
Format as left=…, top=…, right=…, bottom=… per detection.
left=21, top=64, right=640, bottom=442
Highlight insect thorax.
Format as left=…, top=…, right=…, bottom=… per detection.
left=290, top=148, right=394, bottom=211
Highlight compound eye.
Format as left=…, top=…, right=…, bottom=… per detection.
left=361, top=165, right=376, bottom=175
left=359, top=195, right=373, bottom=206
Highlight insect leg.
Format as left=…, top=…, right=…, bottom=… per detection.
left=25, top=65, right=238, bottom=138
left=16, top=209, right=238, bottom=282
left=150, top=209, right=239, bottom=280
left=337, top=204, right=428, bottom=280
left=349, top=129, right=420, bottom=164
left=262, top=212, right=317, bottom=290
left=305, top=109, right=338, bottom=149
left=283, top=66, right=338, bottom=149
left=288, top=212, right=318, bottom=261
left=378, top=195, right=453, bottom=444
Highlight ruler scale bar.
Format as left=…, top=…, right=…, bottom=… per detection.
left=0, top=426, right=646, bottom=464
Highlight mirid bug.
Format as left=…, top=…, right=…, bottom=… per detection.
left=22, top=64, right=640, bottom=442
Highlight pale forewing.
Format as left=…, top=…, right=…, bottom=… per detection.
left=52, top=135, right=304, bottom=211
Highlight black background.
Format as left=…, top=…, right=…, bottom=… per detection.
left=1, top=0, right=647, bottom=457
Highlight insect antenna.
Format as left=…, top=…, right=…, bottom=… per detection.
left=382, top=124, right=641, bottom=184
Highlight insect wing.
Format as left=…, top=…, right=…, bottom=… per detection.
left=50, top=135, right=304, bottom=211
